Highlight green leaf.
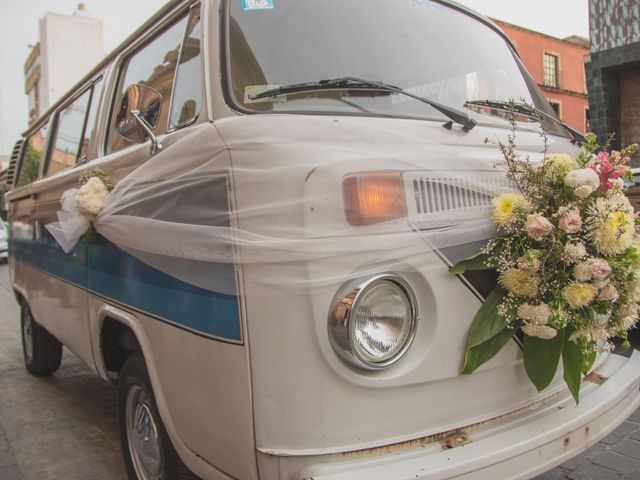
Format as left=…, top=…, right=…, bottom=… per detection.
left=562, top=329, right=583, bottom=404
left=582, top=350, right=597, bottom=375
left=467, top=287, right=508, bottom=348
left=449, top=251, right=494, bottom=274
left=523, top=328, right=565, bottom=392
left=462, top=321, right=520, bottom=374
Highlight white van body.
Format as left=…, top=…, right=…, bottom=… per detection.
left=5, top=1, right=640, bottom=479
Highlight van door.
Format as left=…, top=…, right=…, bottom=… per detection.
left=29, top=80, right=104, bottom=368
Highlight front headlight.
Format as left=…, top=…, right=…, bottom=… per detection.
left=328, top=274, right=418, bottom=370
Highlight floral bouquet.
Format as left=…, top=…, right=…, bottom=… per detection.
left=452, top=131, right=639, bottom=403
left=45, top=168, right=113, bottom=253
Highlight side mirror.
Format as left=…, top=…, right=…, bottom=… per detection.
left=115, top=84, right=163, bottom=154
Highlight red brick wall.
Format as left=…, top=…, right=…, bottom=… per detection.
left=494, top=20, right=589, bottom=132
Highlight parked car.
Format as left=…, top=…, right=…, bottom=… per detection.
left=0, top=218, right=7, bottom=263
left=4, top=1, right=640, bottom=479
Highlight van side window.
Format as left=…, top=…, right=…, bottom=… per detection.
left=80, top=79, right=104, bottom=160
left=18, top=122, right=49, bottom=187
left=48, top=89, right=92, bottom=176
left=170, top=5, right=202, bottom=127
left=109, top=16, right=189, bottom=153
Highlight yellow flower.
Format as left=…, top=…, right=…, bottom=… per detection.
left=591, top=211, right=634, bottom=256
left=499, top=269, right=538, bottom=297
left=545, top=153, right=579, bottom=178
left=492, top=193, right=531, bottom=228
left=587, top=194, right=634, bottom=255
left=563, top=283, right=597, bottom=309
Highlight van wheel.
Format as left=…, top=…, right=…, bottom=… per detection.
left=118, top=354, right=197, bottom=480
left=21, top=303, right=63, bottom=376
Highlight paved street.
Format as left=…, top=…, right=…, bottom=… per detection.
left=0, top=264, right=126, bottom=480
left=0, top=262, right=639, bottom=480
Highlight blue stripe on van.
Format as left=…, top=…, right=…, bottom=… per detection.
left=12, top=232, right=241, bottom=342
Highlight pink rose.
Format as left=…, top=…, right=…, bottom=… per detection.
left=517, top=255, right=541, bottom=273
left=558, top=208, right=582, bottom=234
left=618, top=304, right=638, bottom=319
left=525, top=214, right=554, bottom=241
left=589, top=258, right=612, bottom=281
left=597, top=284, right=619, bottom=302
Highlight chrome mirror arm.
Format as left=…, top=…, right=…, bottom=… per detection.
left=131, top=110, right=163, bottom=155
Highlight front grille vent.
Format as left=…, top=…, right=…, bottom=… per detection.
left=411, top=176, right=514, bottom=215
left=5, top=139, right=24, bottom=189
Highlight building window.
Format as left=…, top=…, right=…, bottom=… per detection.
left=543, top=53, right=559, bottom=88
left=548, top=100, right=561, bottom=119
left=585, top=107, right=591, bottom=133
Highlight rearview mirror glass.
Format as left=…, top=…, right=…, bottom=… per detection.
left=115, top=84, right=162, bottom=143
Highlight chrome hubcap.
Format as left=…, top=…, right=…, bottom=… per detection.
left=23, top=310, right=33, bottom=363
left=125, top=385, right=163, bottom=479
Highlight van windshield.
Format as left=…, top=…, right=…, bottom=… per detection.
left=225, top=0, right=566, bottom=135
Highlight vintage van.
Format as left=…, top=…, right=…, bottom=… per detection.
left=5, top=1, right=640, bottom=479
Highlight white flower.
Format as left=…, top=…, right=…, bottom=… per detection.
left=573, top=261, right=592, bottom=282
left=565, top=168, right=600, bottom=198
left=617, top=304, right=638, bottom=330
left=517, top=303, right=552, bottom=325
left=563, top=243, right=587, bottom=264
left=574, top=185, right=594, bottom=198
left=575, top=258, right=612, bottom=282
left=565, top=168, right=600, bottom=189
left=76, top=177, right=109, bottom=217
left=522, top=323, right=558, bottom=339
left=570, top=325, right=608, bottom=343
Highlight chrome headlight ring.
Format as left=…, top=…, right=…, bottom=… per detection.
left=328, top=274, right=419, bottom=371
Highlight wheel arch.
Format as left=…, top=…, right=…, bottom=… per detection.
left=93, top=303, right=225, bottom=479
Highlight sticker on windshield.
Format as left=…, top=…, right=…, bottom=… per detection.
left=408, top=0, right=447, bottom=10
left=242, top=0, right=274, bottom=11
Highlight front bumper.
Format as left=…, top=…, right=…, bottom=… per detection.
left=297, top=351, right=640, bottom=480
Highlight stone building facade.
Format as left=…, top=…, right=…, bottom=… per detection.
left=586, top=0, right=640, bottom=163
left=24, top=4, right=103, bottom=124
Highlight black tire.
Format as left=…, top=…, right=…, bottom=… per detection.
left=117, top=354, right=197, bottom=480
left=21, top=303, right=63, bottom=376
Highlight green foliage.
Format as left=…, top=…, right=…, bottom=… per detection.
left=462, top=288, right=514, bottom=373
left=562, top=329, right=584, bottom=404
left=523, top=328, right=565, bottom=392
left=449, top=251, right=493, bottom=274
left=462, top=321, right=520, bottom=374
left=18, top=142, right=41, bottom=187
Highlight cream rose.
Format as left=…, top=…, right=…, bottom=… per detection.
left=76, top=177, right=109, bottom=217
left=589, top=258, right=612, bottom=281
left=597, top=284, right=619, bottom=301
left=525, top=214, right=554, bottom=241
left=558, top=208, right=582, bottom=233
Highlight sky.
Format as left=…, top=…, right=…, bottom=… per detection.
left=0, top=0, right=590, bottom=157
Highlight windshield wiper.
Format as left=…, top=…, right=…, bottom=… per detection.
left=464, top=99, right=585, bottom=144
left=249, top=76, right=477, bottom=131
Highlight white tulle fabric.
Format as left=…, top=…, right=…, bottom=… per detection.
left=45, top=188, right=90, bottom=254
left=43, top=118, right=541, bottom=296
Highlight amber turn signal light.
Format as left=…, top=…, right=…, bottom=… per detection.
left=343, top=173, right=407, bottom=225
